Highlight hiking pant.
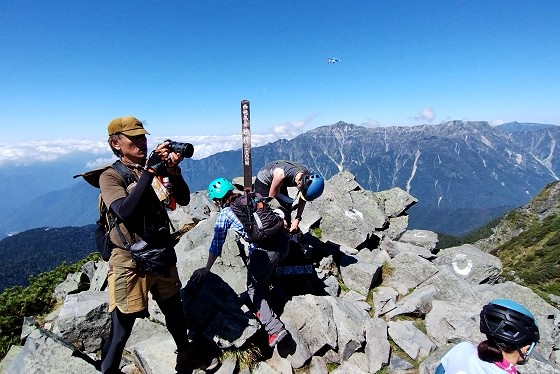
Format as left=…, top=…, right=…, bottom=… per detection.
left=100, top=291, right=189, bottom=373
left=248, top=232, right=289, bottom=335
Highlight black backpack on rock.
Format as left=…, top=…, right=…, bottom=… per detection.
left=229, top=192, right=284, bottom=244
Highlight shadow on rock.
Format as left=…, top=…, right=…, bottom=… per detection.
left=181, top=273, right=260, bottom=350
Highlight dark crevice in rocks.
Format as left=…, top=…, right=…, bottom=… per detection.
left=356, top=233, right=381, bottom=251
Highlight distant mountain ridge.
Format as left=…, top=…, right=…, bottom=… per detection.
left=1, top=120, right=560, bottom=237
left=179, top=120, right=558, bottom=234
left=497, top=121, right=557, bottom=132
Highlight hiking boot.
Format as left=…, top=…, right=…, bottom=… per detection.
left=176, top=348, right=220, bottom=371
left=268, top=328, right=288, bottom=347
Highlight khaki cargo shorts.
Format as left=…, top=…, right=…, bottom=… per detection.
left=107, top=265, right=182, bottom=314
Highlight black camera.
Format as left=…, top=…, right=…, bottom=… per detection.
left=166, top=140, right=194, bottom=158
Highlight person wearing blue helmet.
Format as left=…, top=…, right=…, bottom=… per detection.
left=191, top=178, right=290, bottom=348
left=436, top=299, right=540, bottom=374
left=254, top=160, right=325, bottom=233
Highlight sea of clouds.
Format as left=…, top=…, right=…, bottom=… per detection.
left=0, top=134, right=280, bottom=169
left=0, top=114, right=325, bottom=169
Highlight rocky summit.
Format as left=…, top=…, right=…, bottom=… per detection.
left=2, top=172, right=560, bottom=374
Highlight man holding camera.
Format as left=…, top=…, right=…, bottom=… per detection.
left=99, top=116, right=216, bottom=373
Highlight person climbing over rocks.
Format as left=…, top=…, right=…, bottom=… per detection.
left=254, top=160, right=324, bottom=233
left=191, top=178, right=290, bottom=348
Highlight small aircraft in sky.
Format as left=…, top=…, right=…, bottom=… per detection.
left=327, top=58, right=341, bottom=64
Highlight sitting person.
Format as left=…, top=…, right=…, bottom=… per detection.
left=436, top=299, right=540, bottom=373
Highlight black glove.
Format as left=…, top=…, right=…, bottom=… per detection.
left=146, top=151, right=167, bottom=175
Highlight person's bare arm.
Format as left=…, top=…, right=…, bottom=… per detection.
left=268, top=168, right=285, bottom=198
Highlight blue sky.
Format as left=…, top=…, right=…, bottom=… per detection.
left=1, top=0, right=559, bottom=164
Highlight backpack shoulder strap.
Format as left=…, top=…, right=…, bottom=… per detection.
left=111, top=160, right=137, bottom=187
left=103, top=160, right=136, bottom=249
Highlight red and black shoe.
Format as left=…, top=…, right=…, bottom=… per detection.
left=268, top=328, right=288, bottom=348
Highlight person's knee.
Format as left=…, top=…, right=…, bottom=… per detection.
left=157, top=291, right=182, bottom=313
left=111, top=309, right=136, bottom=340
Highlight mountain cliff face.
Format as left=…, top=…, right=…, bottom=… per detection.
left=181, top=120, right=557, bottom=234
left=506, top=126, right=560, bottom=180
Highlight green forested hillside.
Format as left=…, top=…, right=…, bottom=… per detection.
left=437, top=216, right=503, bottom=249
left=0, top=225, right=97, bottom=292
left=437, top=181, right=560, bottom=301
left=0, top=253, right=99, bottom=359
left=495, top=214, right=560, bottom=299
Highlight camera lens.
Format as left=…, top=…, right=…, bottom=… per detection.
left=168, top=141, right=194, bottom=158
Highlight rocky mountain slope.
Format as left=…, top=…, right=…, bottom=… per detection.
left=3, top=172, right=560, bottom=374
left=497, top=121, right=557, bottom=132
left=184, top=121, right=556, bottom=203
left=470, top=180, right=560, bottom=301
left=506, top=125, right=560, bottom=180
left=475, top=180, right=560, bottom=252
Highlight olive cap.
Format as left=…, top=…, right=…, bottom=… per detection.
left=108, top=116, right=149, bottom=136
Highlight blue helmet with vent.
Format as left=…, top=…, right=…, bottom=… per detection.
left=480, top=299, right=540, bottom=347
left=300, top=173, right=324, bottom=201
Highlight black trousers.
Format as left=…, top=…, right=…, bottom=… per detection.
left=100, top=291, right=189, bottom=373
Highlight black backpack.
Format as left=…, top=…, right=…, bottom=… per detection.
left=229, top=192, right=284, bottom=244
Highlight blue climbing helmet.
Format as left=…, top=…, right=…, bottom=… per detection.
left=480, top=299, right=540, bottom=349
left=300, top=173, right=324, bottom=201
left=208, top=178, right=234, bottom=201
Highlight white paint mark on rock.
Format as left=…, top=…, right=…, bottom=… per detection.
left=452, top=253, right=473, bottom=276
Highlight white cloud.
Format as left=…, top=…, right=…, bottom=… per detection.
left=0, top=139, right=111, bottom=167
left=271, top=114, right=318, bottom=139
left=490, top=119, right=505, bottom=126
left=152, top=134, right=277, bottom=159
left=86, top=157, right=118, bottom=169
left=0, top=115, right=319, bottom=168
left=415, top=106, right=436, bottom=122
left=361, top=118, right=380, bottom=127
left=0, top=134, right=278, bottom=168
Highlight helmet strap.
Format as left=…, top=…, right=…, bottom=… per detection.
left=516, top=344, right=528, bottom=364
left=219, top=196, right=229, bottom=208
left=517, top=342, right=536, bottom=364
